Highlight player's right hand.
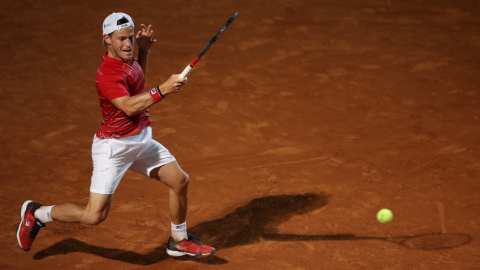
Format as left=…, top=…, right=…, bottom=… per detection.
left=160, top=75, right=187, bottom=96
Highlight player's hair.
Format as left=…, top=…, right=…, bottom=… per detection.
left=108, top=17, right=132, bottom=38
left=117, top=17, right=130, bottom=25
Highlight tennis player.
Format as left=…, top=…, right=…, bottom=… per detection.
left=16, top=12, right=215, bottom=258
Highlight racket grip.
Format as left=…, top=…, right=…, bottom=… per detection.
left=179, top=65, right=193, bottom=78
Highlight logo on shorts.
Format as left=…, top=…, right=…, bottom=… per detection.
left=26, top=221, right=30, bottom=226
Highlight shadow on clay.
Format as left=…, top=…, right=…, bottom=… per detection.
left=33, top=193, right=472, bottom=265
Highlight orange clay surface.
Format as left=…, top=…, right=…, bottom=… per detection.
left=1, top=0, right=480, bottom=269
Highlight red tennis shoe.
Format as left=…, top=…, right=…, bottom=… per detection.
left=16, top=200, right=46, bottom=251
left=166, top=233, right=216, bottom=257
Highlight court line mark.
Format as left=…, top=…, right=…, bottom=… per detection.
left=43, top=125, right=77, bottom=138
left=436, top=201, right=447, bottom=234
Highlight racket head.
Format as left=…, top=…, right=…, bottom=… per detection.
left=197, top=11, right=239, bottom=59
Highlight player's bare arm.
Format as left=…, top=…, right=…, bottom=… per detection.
left=111, top=75, right=187, bottom=116
left=136, top=24, right=156, bottom=73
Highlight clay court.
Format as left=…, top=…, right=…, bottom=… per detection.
left=1, top=0, right=480, bottom=269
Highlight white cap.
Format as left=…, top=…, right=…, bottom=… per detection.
left=102, top=12, right=134, bottom=46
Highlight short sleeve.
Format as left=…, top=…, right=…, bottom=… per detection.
left=98, top=72, right=130, bottom=102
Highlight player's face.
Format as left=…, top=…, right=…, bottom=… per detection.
left=108, top=27, right=135, bottom=62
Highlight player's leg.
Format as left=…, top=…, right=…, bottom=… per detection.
left=129, top=127, right=215, bottom=257
left=57, top=131, right=143, bottom=225
left=46, top=192, right=114, bottom=225
left=16, top=192, right=114, bottom=251
left=38, top=132, right=136, bottom=224
left=129, top=127, right=189, bottom=236
left=150, top=162, right=215, bottom=257
left=150, top=161, right=189, bottom=226
left=17, top=133, right=139, bottom=252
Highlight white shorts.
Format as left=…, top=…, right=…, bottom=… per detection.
left=90, top=126, right=176, bottom=194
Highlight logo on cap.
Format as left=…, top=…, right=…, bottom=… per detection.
left=119, top=23, right=130, bottom=29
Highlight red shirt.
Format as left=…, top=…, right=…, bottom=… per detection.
left=95, top=52, right=152, bottom=139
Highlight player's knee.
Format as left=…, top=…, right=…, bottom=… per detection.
left=180, top=172, right=190, bottom=190
left=183, top=173, right=190, bottom=187
left=173, top=172, right=189, bottom=194
left=83, top=212, right=107, bottom=225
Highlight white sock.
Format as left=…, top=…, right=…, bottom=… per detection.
left=171, top=221, right=187, bottom=241
left=34, top=205, right=55, bottom=223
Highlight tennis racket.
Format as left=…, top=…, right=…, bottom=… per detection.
left=179, top=11, right=239, bottom=78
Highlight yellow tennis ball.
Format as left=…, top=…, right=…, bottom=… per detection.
left=377, top=209, right=393, bottom=223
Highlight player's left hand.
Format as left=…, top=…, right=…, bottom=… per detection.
left=136, top=24, right=156, bottom=53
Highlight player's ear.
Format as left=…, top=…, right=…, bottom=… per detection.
left=104, top=34, right=111, bottom=45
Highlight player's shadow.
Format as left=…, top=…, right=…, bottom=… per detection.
left=33, top=193, right=327, bottom=265
left=33, top=193, right=473, bottom=265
